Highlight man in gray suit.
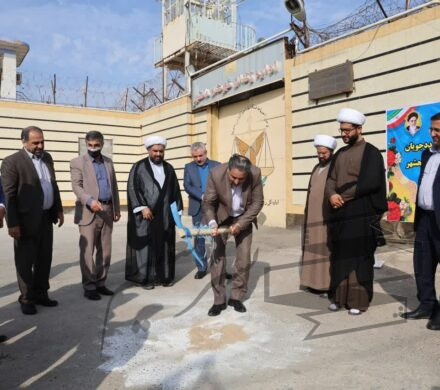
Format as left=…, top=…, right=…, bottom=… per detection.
left=203, top=154, right=264, bottom=316
left=183, top=142, right=219, bottom=279
left=1, top=126, right=64, bottom=315
left=70, top=131, right=120, bottom=300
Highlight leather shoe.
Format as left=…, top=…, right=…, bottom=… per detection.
left=144, top=283, right=155, bottom=290
left=84, top=290, right=101, bottom=300
left=228, top=298, right=246, bottom=313
left=427, top=304, right=440, bottom=330
left=208, top=303, right=226, bottom=316
left=97, top=286, right=114, bottom=296
left=400, top=305, right=433, bottom=320
left=0, top=335, right=7, bottom=343
left=427, top=320, right=440, bottom=330
left=21, top=302, right=37, bottom=315
left=35, top=296, right=58, bottom=307
left=194, top=270, right=207, bottom=279
left=162, top=281, right=174, bottom=287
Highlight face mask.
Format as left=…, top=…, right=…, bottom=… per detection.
left=87, top=148, right=102, bottom=158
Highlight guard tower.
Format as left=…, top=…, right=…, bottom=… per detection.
left=0, top=39, right=29, bottom=100
left=154, top=0, right=256, bottom=98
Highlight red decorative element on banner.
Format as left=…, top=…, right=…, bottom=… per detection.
left=387, top=150, right=396, bottom=168
left=387, top=201, right=401, bottom=221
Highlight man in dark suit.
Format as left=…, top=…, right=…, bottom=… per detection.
left=0, top=178, right=8, bottom=341
left=70, top=131, right=120, bottom=300
left=203, top=154, right=264, bottom=316
left=402, top=112, right=440, bottom=331
left=183, top=142, right=220, bottom=279
left=1, top=126, right=64, bottom=315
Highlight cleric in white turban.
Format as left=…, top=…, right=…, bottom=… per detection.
left=144, top=135, right=167, bottom=149
left=314, top=134, right=337, bottom=150
left=300, top=134, right=337, bottom=292
left=324, top=107, right=387, bottom=315
left=126, top=133, right=183, bottom=289
left=337, top=107, right=366, bottom=126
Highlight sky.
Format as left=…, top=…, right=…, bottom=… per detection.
left=0, top=0, right=368, bottom=107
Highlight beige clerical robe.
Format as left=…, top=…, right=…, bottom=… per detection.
left=300, top=163, right=331, bottom=291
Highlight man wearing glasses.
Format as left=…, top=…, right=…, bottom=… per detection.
left=325, top=108, right=387, bottom=315
left=402, top=112, right=440, bottom=331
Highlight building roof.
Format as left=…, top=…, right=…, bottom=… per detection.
left=0, top=39, right=30, bottom=66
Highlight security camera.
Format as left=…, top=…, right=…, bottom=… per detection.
left=284, top=0, right=306, bottom=21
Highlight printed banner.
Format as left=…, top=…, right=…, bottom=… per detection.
left=386, top=101, right=440, bottom=222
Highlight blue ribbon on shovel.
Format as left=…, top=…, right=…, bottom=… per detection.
left=170, top=201, right=205, bottom=269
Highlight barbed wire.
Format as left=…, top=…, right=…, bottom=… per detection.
left=308, top=0, right=430, bottom=45
left=15, top=0, right=429, bottom=110
left=16, top=69, right=186, bottom=112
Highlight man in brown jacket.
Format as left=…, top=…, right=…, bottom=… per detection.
left=1, top=126, right=64, bottom=315
left=70, top=131, right=120, bottom=300
left=203, top=154, right=264, bottom=316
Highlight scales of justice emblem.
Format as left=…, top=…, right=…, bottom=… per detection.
left=231, top=105, right=274, bottom=185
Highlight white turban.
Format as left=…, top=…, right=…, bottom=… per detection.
left=337, top=108, right=366, bottom=126
left=314, top=134, right=337, bottom=150
left=144, top=135, right=167, bottom=149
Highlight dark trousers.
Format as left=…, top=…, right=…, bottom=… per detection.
left=192, top=211, right=207, bottom=271
left=414, top=210, right=440, bottom=308
left=210, top=217, right=252, bottom=304
left=14, top=211, right=53, bottom=304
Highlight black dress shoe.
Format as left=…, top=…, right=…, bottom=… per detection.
left=143, top=283, right=155, bottom=290
left=427, top=304, right=440, bottom=330
left=0, top=335, right=7, bottom=343
left=401, top=305, right=433, bottom=320
left=208, top=303, right=226, bottom=316
left=228, top=298, right=246, bottom=313
left=225, top=272, right=233, bottom=280
left=84, top=290, right=101, bottom=300
left=35, top=296, right=58, bottom=307
left=20, top=302, right=37, bottom=315
left=162, top=281, right=174, bottom=287
left=427, top=320, right=440, bottom=330
left=97, top=286, right=114, bottom=296
left=194, top=270, right=207, bottom=279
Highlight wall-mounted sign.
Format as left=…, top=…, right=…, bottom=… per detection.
left=308, top=61, right=353, bottom=100
left=191, top=39, right=286, bottom=109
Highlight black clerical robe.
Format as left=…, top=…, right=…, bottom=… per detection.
left=326, top=142, right=387, bottom=303
left=125, top=157, right=183, bottom=285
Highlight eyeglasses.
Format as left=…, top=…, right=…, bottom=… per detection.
left=339, top=127, right=357, bottom=134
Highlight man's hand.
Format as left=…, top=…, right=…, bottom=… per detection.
left=209, top=220, right=218, bottom=237
left=329, top=194, right=344, bottom=209
left=230, top=223, right=242, bottom=237
left=8, top=226, right=20, bottom=240
left=90, top=200, right=103, bottom=213
left=55, top=212, right=64, bottom=227
left=142, top=207, right=153, bottom=221
left=114, top=212, right=121, bottom=222
left=0, top=207, right=5, bottom=228
left=211, top=227, right=219, bottom=237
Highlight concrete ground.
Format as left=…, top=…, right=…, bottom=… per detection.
left=0, top=213, right=439, bottom=390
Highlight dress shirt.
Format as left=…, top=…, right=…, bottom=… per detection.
left=87, top=155, right=111, bottom=204
left=197, top=163, right=210, bottom=193
left=25, top=149, right=54, bottom=210
left=418, top=148, right=440, bottom=210
left=230, top=184, right=244, bottom=217
left=208, top=183, right=244, bottom=228
left=133, top=159, right=166, bottom=214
